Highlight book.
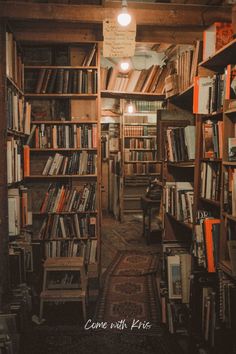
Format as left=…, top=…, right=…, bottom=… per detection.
left=228, top=137, right=236, bottom=161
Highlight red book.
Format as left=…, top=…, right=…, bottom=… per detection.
left=23, top=145, right=30, bottom=177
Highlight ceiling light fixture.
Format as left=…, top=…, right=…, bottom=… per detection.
left=117, top=0, right=131, bottom=27
left=119, top=59, right=130, bottom=73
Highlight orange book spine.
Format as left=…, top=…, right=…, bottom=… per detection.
left=57, top=187, right=65, bottom=213
left=204, top=219, right=220, bottom=272
left=92, top=124, right=97, bottom=148
left=193, top=76, right=199, bottom=114
left=23, top=145, right=30, bottom=177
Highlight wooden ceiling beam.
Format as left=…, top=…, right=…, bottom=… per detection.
left=11, top=20, right=203, bottom=44
left=0, top=1, right=231, bottom=27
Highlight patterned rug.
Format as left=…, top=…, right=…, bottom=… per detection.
left=95, top=274, right=161, bottom=334
left=103, top=250, right=160, bottom=277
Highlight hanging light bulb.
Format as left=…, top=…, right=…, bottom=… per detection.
left=127, top=101, right=134, bottom=114
left=117, top=0, right=131, bottom=27
left=119, top=59, right=130, bottom=73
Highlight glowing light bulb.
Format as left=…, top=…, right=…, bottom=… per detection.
left=127, top=103, right=134, bottom=114
left=119, top=61, right=130, bottom=72
left=117, top=10, right=131, bottom=27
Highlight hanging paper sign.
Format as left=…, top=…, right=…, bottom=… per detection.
left=103, top=18, right=136, bottom=58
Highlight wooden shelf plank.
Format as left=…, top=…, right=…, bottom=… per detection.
left=199, top=39, right=236, bottom=71
left=33, top=210, right=98, bottom=215
left=225, top=107, right=236, bottom=115
left=101, top=90, right=165, bottom=101
left=25, top=93, right=98, bottom=98
left=200, top=158, right=222, bottom=162
left=32, top=120, right=98, bottom=124
left=223, top=161, right=236, bottom=166
left=199, top=197, right=220, bottom=207
left=6, top=76, right=24, bottom=96
left=25, top=65, right=98, bottom=70
left=124, top=161, right=159, bottom=164
left=30, top=148, right=97, bottom=152
left=7, top=129, right=29, bottom=138
left=25, top=174, right=97, bottom=179
left=124, top=135, right=156, bottom=138
left=167, top=161, right=195, bottom=168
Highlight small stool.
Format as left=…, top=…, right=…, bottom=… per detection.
left=39, top=257, right=87, bottom=322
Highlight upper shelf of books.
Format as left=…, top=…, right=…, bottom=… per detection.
left=199, top=39, right=236, bottom=71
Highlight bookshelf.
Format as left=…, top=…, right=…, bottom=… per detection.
left=122, top=100, right=161, bottom=216
left=190, top=37, right=236, bottom=352
left=157, top=111, right=195, bottom=336
left=21, top=41, right=101, bottom=283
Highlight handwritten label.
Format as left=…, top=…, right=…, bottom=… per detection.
left=103, top=18, right=136, bottom=58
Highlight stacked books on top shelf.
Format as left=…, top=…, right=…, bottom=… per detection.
left=202, top=120, right=223, bottom=159
left=164, top=40, right=202, bottom=97
left=124, top=150, right=157, bottom=162
left=7, top=87, right=31, bottom=134
left=101, top=64, right=170, bottom=94
left=165, top=125, right=196, bottom=162
left=164, top=182, right=194, bottom=224
left=25, top=69, right=97, bottom=94
left=28, top=123, right=97, bottom=149
left=6, top=31, right=24, bottom=90
left=24, top=44, right=97, bottom=67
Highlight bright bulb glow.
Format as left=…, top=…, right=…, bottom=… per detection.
left=127, top=103, right=134, bottom=114
left=117, top=9, right=131, bottom=27
left=120, top=61, right=130, bottom=72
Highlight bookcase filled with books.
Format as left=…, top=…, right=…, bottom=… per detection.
left=4, top=23, right=35, bottom=298
left=22, top=41, right=101, bottom=284
left=157, top=108, right=195, bottom=338
left=122, top=99, right=163, bottom=215
left=190, top=28, right=236, bottom=353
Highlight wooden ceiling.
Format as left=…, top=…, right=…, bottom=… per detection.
left=0, top=0, right=232, bottom=45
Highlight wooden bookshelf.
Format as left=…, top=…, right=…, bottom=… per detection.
left=199, top=38, right=236, bottom=71
left=22, top=41, right=101, bottom=275
left=101, top=90, right=165, bottom=101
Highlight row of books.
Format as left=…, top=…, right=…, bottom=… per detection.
left=41, top=152, right=97, bottom=176
left=165, top=125, right=196, bottom=162
left=124, top=115, right=155, bottom=124
left=124, top=139, right=156, bottom=149
left=177, top=41, right=202, bottom=93
left=193, top=74, right=226, bottom=114
left=40, top=183, right=96, bottom=213
left=28, top=123, right=97, bottom=149
left=7, top=137, right=22, bottom=184
left=44, top=239, right=97, bottom=264
left=24, top=44, right=97, bottom=67
left=200, top=162, right=221, bottom=202
left=164, top=182, right=194, bottom=224
left=124, top=125, right=156, bottom=137
left=7, top=87, right=31, bottom=134
left=124, top=163, right=159, bottom=176
left=223, top=168, right=236, bottom=216
left=202, top=120, right=223, bottom=159
left=132, top=100, right=163, bottom=112
left=26, top=68, right=97, bottom=94
left=124, top=150, right=157, bottom=162
left=8, top=187, right=32, bottom=237
left=202, top=287, right=216, bottom=346
left=101, top=65, right=170, bottom=94
left=38, top=214, right=96, bottom=240
left=6, top=31, right=24, bottom=89
left=194, top=211, right=220, bottom=272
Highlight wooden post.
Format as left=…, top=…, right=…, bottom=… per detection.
left=0, top=21, right=10, bottom=308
